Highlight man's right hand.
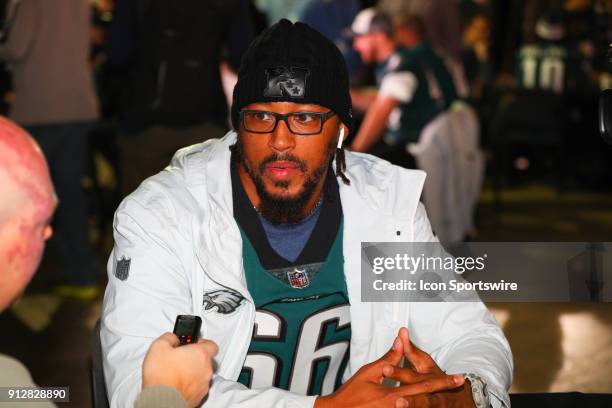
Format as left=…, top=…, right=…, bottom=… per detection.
left=314, top=336, right=464, bottom=408
left=142, top=332, right=219, bottom=407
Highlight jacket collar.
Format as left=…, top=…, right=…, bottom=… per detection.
left=204, top=132, right=236, bottom=211
left=188, top=132, right=252, bottom=300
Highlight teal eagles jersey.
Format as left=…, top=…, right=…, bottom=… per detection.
left=376, top=43, right=457, bottom=145
left=516, top=44, right=569, bottom=93
left=237, top=223, right=351, bottom=396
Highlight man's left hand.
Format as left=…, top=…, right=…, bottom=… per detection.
left=383, top=327, right=476, bottom=408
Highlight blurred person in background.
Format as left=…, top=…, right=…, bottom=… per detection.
left=378, top=0, right=463, bottom=62
left=462, top=13, right=492, bottom=102
left=394, top=11, right=470, bottom=99
left=379, top=0, right=469, bottom=98
left=107, top=0, right=257, bottom=196
left=0, top=117, right=218, bottom=408
left=460, top=11, right=497, bottom=148
left=350, top=9, right=458, bottom=167
left=298, top=0, right=363, bottom=83
left=0, top=0, right=101, bottom=300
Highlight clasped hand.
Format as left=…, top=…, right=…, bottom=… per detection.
left=315, top=327, right=476, bottom=408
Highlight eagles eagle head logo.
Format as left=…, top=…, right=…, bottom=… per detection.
left=202, top=289, right=245, bottom=314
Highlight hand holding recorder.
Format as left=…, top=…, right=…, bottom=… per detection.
left=142, top=316, right=218, bottom=407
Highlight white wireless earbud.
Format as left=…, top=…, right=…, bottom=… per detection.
left=337, top=128, right=345, bottom=149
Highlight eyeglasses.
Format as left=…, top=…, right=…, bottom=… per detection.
left=240, top=110, right=335, bottom=135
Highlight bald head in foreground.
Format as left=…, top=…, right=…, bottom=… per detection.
left=0, top=117, right=217, bottom=408
left=0, top=116, right=56, bottom=312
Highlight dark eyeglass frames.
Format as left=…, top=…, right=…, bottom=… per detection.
left=240, top=110, right=335, bottom=135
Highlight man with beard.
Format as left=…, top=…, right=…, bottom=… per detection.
left=101, top=20, right=512, bottom=408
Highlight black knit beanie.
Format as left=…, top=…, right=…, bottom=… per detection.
left=231, top=19, right=353, bottom=135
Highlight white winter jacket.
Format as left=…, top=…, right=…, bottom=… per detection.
left=101, top=132, right=512, bottom=408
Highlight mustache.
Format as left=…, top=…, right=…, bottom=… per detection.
left=259, top=154, right=307, bottom=173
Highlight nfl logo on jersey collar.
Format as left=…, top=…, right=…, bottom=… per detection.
left=287, top=268, right=310, bottom=289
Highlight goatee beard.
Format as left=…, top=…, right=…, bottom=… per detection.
left=232, top=139, right=334, bottom=224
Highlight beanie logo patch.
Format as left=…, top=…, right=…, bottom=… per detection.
left=263, top=66, right=309, bottom=99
